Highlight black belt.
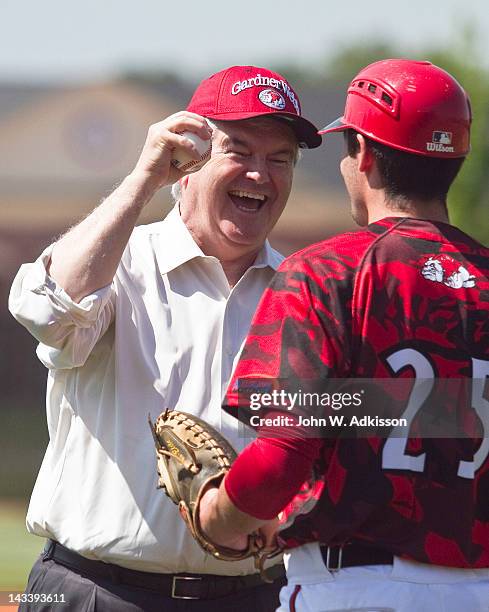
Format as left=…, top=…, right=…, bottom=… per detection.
left=320, top=542, right=394, bottom=572
left=43, top=540, right=285, bottom=600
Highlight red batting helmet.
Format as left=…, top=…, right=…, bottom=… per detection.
left=319, top=59, right=472, bottom=157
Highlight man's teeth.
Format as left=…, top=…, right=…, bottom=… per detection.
left=229, top=190, right=266, bottom=201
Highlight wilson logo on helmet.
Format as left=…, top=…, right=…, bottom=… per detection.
left=427, top=131, right=454, bottom=153
left=258, top=88, right=286, bottom=110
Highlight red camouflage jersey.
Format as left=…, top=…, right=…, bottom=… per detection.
left=224, top=217, right=489, bottom=567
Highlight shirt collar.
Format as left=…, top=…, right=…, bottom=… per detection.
left=156, top=205, right=205, bottom=275
left=156, top=205, right=283, bottom=275
left=253, top=239, right=283, bottom=271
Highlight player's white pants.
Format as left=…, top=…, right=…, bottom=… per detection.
left=277, top=542, right=489, bottom=612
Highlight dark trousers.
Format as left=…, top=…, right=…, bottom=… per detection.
left=20, top=552, right=285, bottom=611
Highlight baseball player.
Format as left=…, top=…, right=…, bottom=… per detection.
left=198, top=59, right=489, bottom=611
left=8, top=65, right=321, bottom=611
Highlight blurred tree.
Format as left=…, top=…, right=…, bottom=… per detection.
left=424, top=26, right=489, bottom=244
left=274, top=42, right=398, bottom=90
left=322, top=42, right=399, bottom=83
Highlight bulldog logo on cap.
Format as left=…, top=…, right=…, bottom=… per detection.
left=258, top=89, right=286, bottom=110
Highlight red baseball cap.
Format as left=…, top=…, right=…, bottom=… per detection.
left=187, top=65, right=322, bottom=149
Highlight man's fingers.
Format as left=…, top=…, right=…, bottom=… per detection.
left=131, top=111, right=214, bottom=188
left=151, top=131, right=202, bottom=161
left=148, top=123, right=211, bottom=160
left=154, top=112, right=213, bottom=141
left=173, top=133, right=204, bottom=160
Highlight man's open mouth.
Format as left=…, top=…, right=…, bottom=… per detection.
left=228, top=190, right=267, bottom=212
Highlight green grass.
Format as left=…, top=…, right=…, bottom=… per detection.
left=0, top=500, right=44, bottom=591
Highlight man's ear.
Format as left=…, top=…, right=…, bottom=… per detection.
left=357, top=134, right=375, bottom=173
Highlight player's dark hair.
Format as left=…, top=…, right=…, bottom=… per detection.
left=345, top=129, right=465, bottom=207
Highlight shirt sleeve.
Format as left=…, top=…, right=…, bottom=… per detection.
left=8, top=244, right=115, bottom=370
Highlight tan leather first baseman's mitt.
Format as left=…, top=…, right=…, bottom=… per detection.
left=148, top=409, right=279, bottom=579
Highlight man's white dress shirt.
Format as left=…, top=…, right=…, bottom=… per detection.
left=9, top=206, right=283, bottom=574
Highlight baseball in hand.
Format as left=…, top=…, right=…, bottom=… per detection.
left=171, top=131, right=212, bottom=173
